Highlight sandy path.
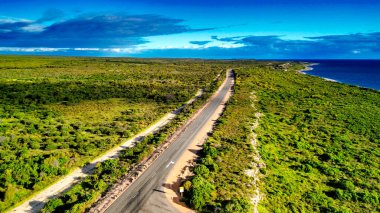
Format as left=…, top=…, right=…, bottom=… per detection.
left=9, top=90, right=203, bottom=213
left=162, top=70, right=234, bottom=213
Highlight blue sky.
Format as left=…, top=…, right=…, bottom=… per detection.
left=0, top=0, right=379, bottom=59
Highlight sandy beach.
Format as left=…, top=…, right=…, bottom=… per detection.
left=298, top=62, right=339, bottom=82
left=298, top=62, right=319, bottom=74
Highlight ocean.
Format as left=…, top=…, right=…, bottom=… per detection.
left=301, top=60, right=380, bottom=91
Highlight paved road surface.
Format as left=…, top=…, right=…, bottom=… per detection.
left=105, top=70, right=233, bottom=213
left=10, top=90, right=202, bottom=213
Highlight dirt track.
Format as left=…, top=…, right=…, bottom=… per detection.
left=10, top=90, right=203, bottom=213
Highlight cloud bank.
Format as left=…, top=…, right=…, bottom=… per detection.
left=0, top=13, right=209, bottom=48
left=0, top=12, right=379, bottom=59
left=179, top=33, right=380, bottom=59
left=189, top=41, right=211, bottom=45
left=235, top=33, right=380, bottom=58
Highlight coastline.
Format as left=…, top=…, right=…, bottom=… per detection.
left=298, top=59, right=380, bottom=91
left=298, top=62, right=319, bottom=74
left=299, top=62, right=338, bottom=82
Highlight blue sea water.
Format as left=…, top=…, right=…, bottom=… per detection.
left=302, top=60, right=380, bottom=91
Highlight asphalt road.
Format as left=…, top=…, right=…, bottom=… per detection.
left=105, top=71, right=233, bottom=213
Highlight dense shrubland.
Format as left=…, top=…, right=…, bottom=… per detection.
left=0, top=56, right=227, bottom=211
left=41, top=67, right=225, bottom=212
left=2, top=56, right=378, bottom=212
left=249, top=65, right=380, bottom=212
left=186, top=62, right=379, bottom=212
left=184, top=66, right=260, bottom=212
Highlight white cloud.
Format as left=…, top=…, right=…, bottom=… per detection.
left=0, top=47, right=69, bottom=52
left=206, top=43, right=245, bottom=49
left=21, top=24, right=45, bottom=32
left=0, top=17, right=32, bottom=23
left=102, top=48, right=143, bottom=54
left=74, top=48, right=100, bottom=51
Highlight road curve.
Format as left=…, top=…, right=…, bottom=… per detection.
left=105, top=70, right=234, bottom=213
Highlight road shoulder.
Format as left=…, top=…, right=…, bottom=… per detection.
left=10, top=91, right=203, bottom=213
left=160, top=70, right=234, bottom=212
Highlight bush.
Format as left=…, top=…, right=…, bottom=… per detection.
left=194, top=165, right=210, bottom=177
left=41, top=198, right=64, bottom=213
left=223, top=198, right=253, bottom=213
left=190, top=176, right=216, bottom=211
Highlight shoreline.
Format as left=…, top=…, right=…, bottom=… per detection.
left=298, top=62, right=319, bottom=74
left=298, top=62, right=380, bottom=91
left=299, top=62, right=338, bottom=82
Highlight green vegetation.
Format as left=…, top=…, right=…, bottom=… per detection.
left=250, top=65, right=380, bottom=212
left=41, top=67, right=225, bottom=212
left=0, top=55, right=227, bottom=211
left=184, top=68, right=257, bottom=212
left=187, top=62, right=379, bottom=212
left=2, top=56, right=379, bottom=212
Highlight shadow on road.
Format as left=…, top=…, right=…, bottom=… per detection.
left=153, top=189, right=166, bottom=193
left=29, top=200, right=46, bottom=213
left=187, top=149, right=200, bottom=155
